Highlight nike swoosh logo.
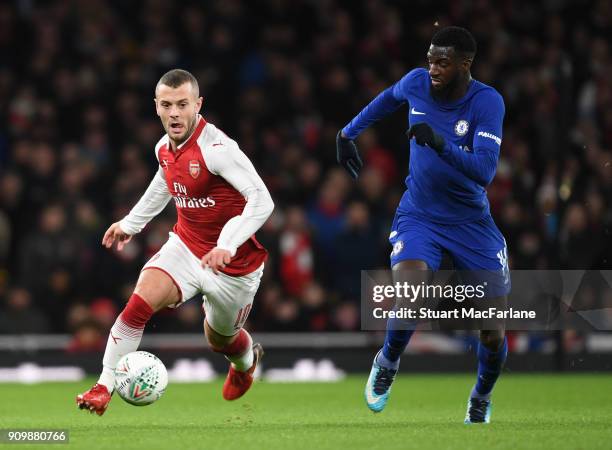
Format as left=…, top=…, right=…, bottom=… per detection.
left=411, top=107, right=426, bottom=115
left=365, top=385, right=379, bottom=405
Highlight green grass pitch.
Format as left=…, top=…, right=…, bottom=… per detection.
left=0, top=374, right=611, bottom=449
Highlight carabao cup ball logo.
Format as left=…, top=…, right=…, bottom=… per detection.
left=454, top=120, right=469, bottom=136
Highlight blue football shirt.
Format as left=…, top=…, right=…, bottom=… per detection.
left=342, top=68, right=505, bottom=224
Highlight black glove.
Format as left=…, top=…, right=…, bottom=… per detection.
left=336, top=130, right=363, bottom=179
left=406, top=123, right=446, bottom=153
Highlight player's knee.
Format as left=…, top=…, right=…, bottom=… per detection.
left=133, top=268, right=180, bottom=312
left=392, top=259, right=430, bottom=271
left=206, top=324, right=248, bottom=355
left=480, top=330, right=505, bottom=351
left=205, top=321, right=235, bottom=351
left=207, top=333, right=233, bottom=351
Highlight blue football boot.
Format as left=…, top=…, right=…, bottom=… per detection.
left=364, top=351, right=397, bottom=413
left=464, top=397, right=492, bottom=424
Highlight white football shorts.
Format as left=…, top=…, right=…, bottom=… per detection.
left=142, top=232, right=263, bottom=336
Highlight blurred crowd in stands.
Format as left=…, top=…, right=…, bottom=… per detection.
left=0, top=0, right=611, bottom=347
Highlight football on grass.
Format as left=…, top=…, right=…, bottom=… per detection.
left=114, top=351, right=168, bottom=406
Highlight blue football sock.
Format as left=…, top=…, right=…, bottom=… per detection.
left=378, top=317, right=415, bottom=370
left=376, top=349, right=400, bottom=370
left=471, top=337, right=508, bottom=400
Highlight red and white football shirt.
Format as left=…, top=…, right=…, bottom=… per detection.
left=121, top=115, right=273, bottom=276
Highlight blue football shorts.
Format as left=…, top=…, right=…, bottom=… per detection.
left=389, top=211, right=511, bottom=297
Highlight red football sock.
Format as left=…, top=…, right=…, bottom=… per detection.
left=211, top=328, right=250, bottom=355
left=119, top=293, right=154, bottom=328
left=211, top=329, right=254, bottom=372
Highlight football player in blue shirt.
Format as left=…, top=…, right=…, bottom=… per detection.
left=337, top=26, right=509, bottom=424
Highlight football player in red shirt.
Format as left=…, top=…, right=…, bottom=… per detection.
left=77, top=69, right=274, bottom=415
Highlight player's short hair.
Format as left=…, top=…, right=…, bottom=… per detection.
left=431, top=26, right=477, bottom=58
left=156, top=69, right=199, bottom=96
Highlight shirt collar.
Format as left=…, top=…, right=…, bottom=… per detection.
left=176, top=114, right=207, bottom=150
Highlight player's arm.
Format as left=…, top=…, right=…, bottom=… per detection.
left=341, top=82, right=406, bottom=139
left=408, top=92, right=504, bottom=186
left=201, top=143, right=274, bottom=273
left=337, top=73, right=411, bottom=178
left=102, top=167, right=172, bottom=250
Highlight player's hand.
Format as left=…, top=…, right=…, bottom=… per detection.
left=201, top=247, right=232, bottom=274
left=336, top=130, right=363, bottom=179
left=407, top=123, right=446, bottom=153
left=102, top=222, right=133, bottom=251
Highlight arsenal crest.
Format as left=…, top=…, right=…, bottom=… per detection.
left=188, top=160, right=200, bottom=179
